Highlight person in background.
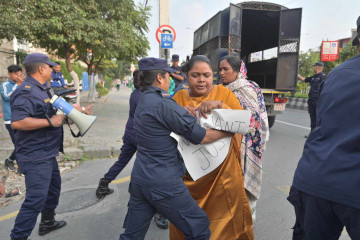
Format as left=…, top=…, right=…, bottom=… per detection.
left=170, top=54, right=186, bottom=88
left=96, top=70, right=170, bottom=229
left=297, top=62, right=326, bottom=138
left=116, top=79, right=121, bottom=91
left=219, top=55, right=269, bottom=223
left=168, top=77, right=176, bottom=97
left=96, top=71, right=141, bottom=198
left=288, top=17, right=360, bottom=238
left=51, top=62, right=68, bottom=89
left=1, top=65, right=24, bottom=172
left=353, top=16, right=360, bottom=54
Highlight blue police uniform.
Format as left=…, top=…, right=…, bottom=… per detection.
left=51, top=70, right=66, bottom=88
left=304, top=72, right=326, bottom=131
left=10, top=75, right=63, bottom=239
left=104, top=88, right=142, bottom=180
left=288, top=55, right=360, bottom=239
left=170, top=65, right=186, bottom=88
left=120, top=86, right=210, bottom=240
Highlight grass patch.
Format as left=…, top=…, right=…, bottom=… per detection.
left=285, top=92, right=309, bottom=99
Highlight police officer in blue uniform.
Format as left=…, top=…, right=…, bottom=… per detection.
left=9, top=53, right=92, bottom=240
left=120, top=57, right=234, bottom=240
left=96, top=70, right=142, bottom=199
left=51, top=62, right=68, bottom=89
left=288, top=29, right=360, bottom=239
left=298, top=62, right=326, bottom=137
left=170, top=54, right=186, bottom=88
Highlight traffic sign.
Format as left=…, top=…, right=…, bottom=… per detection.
left=156, top=25, right=176, bottom=44
left=161, top=34, right=173, bottom=49
left=321, top=41, right=339, bottom=62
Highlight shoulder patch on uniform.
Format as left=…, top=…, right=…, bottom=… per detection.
left=25, top=85, right=32, bottom=89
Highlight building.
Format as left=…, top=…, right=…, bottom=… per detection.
left=337, top=28, right=358, bottom=49
left=0, top=38, right=47, bottom=82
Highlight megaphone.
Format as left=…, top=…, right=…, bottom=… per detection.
left=50, top=95, right=97, bottom=137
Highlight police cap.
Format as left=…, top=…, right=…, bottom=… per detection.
left=313, top=62, right=324, bottom=67
left=139, top=57, right=177, bottom=73
left=24, top=53, right=57, bottom=67
left=172, top=54, right=180, bottom=62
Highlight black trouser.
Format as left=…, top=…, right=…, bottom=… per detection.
left=288, top=187, right=360, bottom=240
left=5, top=124, right=16, bottom=161
left=307, top=100, right=317, bottom=132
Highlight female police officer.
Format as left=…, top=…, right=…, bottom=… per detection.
left=119, top=57, right=234, bottom=240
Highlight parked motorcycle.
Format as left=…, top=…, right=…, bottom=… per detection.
left=51, top=87, right=77, bottom=104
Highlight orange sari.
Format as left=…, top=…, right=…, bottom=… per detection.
left=170, top=85, right=254, bottom=240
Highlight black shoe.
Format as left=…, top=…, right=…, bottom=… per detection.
left=38, top=212, right=66, bottom=236
left=154, top=213, right=169, bottom=229
left=96, top=178, right=114, bottom=198
left=5, top=159, right=16, bottom=171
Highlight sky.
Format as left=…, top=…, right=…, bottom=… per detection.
left=138, top=0, right=360, bottom=62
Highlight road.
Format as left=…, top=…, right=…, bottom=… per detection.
left=0, top=90, right=351, bottom=240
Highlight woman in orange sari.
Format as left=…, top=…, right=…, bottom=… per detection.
left=170, top=55, right=254, bottom=240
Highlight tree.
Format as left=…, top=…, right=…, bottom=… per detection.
left=298, top=49, right=319, bottom=93
left=0, top=0, right=150, bottom=103
left=297, top=44, right=358, bottom=93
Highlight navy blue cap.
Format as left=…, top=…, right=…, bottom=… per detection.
left=138, top=57, right=177, bottom=73
left=313, top=62, right=324, bottom=67
left=24, top=53, right=57, bottom=67
left=172, top=54, right=180, bottom=61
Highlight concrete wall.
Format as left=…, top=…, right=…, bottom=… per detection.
left=0, top=39, right=16, bottom=83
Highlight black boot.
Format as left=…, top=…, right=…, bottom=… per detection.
left=154, top=213, right=169, bottom=229
left=38, top=211, right=66, bottom=236
left=96, top=178, right=114, bottom=198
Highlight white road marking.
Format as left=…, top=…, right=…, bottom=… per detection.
left=275, top=120, right=311, bottom=130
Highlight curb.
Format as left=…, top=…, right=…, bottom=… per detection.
left=286, top=97, right=308, bottom=111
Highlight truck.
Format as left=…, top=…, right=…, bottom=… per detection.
left=192, top=1, right=302, bottom=128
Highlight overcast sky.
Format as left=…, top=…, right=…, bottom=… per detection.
left=138, top=0, right=360, bottom=62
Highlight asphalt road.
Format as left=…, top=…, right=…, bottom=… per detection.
left=0, top=95, right=351, bottom=239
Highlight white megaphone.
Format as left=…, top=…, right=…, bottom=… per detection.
left=50, top=95, right=97, bottom=137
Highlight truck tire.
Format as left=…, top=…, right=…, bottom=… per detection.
left=268, top=116, right=276, bottom=129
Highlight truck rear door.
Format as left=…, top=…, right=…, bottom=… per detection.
left=276, top=8, right=302, bottom=90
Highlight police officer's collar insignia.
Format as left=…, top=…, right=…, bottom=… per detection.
left=25, top=85, right=31, bottom=89
left=44, top=98, right=51, bottom=103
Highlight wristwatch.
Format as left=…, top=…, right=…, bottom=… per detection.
left=82, top=107, right=86, bottom=114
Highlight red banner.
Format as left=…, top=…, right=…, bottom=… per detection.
left=321, top=41, right=339, bottom=62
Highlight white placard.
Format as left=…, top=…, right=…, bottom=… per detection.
left=171, top=109, right=251, bottom=181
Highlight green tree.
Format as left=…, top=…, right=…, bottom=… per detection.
left=297, top=44, right=357, bottom=94
left=0, top=0, right=150, bottom=103
left=297, top=49, right=319, bottom=93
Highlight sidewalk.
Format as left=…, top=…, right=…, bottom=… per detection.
left=0, top=88, right=132, bottom=207
left=1, top=88, right=132, bottom=163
